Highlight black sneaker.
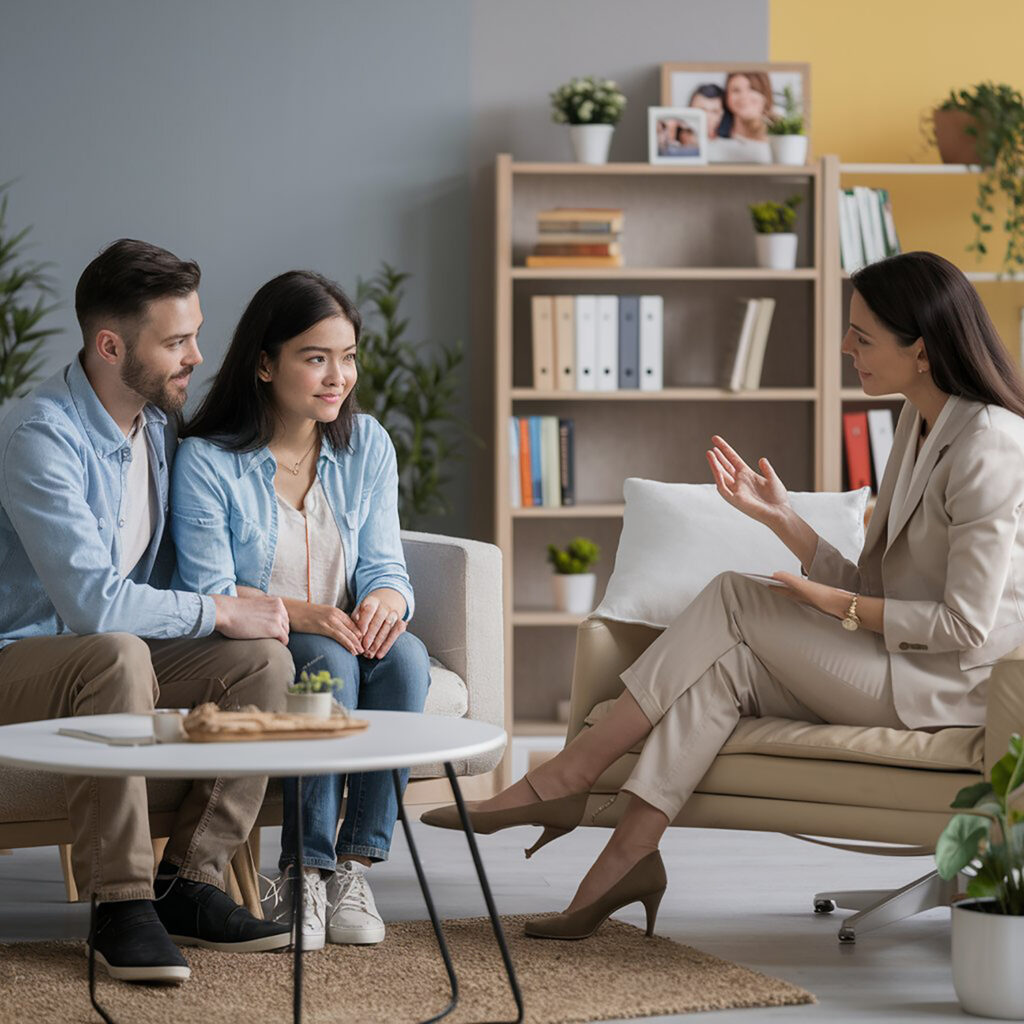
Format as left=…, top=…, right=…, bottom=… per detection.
left=154, top=873, right=291, bottom=952
left=91, top=899, right=191, bottom=984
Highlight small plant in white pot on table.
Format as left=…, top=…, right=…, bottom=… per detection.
left=550, top=76, right=626, bottom=165
left=936, top=731, right=1024, bottom=1019
left=286, top=668, right=338, bottom=719
left=766, top=85, right=808, bottom=165
left=548, top=537, right=600, bottom=615
left=749, top=194, right=802, bottom=270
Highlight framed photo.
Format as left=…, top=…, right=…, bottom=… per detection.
left=648, top=107, right=708, bottom=165
left=659, top=62, right=810, bottom=164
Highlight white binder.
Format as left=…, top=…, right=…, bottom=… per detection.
left=638, top=295, right=664, bottom=391
left=595, top=296, right=619, bottom=392
left=574, top=295, right=598, bottom=391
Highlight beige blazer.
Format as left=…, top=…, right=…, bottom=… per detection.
left=807, top=395, right=1024, bottom=729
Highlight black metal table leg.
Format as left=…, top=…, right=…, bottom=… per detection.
left=88, top=893, right=116, bottom=1024
left=293, top=775, right=304, bottom=1024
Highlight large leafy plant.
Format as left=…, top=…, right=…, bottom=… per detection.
left=355, top=262, right=476, bottom=529
left=935, top=732, right=1024, bottom=915
left=0, top=182, right=60, bottom=406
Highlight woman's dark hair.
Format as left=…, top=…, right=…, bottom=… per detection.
left=183, top=270, right=362, bottom=452
left=852, top=251, right=1024, bottom=417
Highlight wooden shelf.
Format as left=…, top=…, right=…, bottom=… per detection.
left=512, top=161, right=819, bottom=177
left=841, top=269, right=1024, bottom=283
left=840, top=388, right=903, bottom=401
left=512, top=267, right=819, bottom=281
left=513, top=718, right=569, bottom=737
left=511, top=387, right=817, bottom=402
left=839, top=163, right=982, bottom=174
left=511, top=504, right=625, bottom=518
left=513, top=611, right=587, bottom=627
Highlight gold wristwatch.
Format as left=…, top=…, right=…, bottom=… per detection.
left=841, top=593, right=861, bottom=631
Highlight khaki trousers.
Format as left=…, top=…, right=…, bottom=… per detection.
left=0, top=633, right=293, bottom=901
left=620, top=571, right=905, bottom=822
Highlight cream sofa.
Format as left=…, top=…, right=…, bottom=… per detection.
left=566, top=616, right=1024, bottom=942
left=0, top=531, right=505, bottom=905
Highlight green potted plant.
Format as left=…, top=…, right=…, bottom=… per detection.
left=766, top=85, right=807, bottom=166
left=286, top=667, right=339, bottom=718
left=547, top=536, right=600, bottom=615
left=935, top=731, right=1024, bottom=1018
left=748, top=194, right=802, bottom=270
left=550, top=76, right=627, bottom=165
left=0, top=182, right=61, bottom=407
left=930, top=82, right=1024, bottom=272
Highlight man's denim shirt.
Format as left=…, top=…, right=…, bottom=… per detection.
left=170, top=414, right=414, bottom=619
left=0, top=358, right=215, bottom=649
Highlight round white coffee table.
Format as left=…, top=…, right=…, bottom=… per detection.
left=0, top=710, right=519, bottom=1024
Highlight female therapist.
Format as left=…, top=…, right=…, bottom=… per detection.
left=424, top=251, right=1024, bottom=940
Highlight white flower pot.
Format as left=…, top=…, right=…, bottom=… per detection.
left=769, top=135, right=808, bottom=166
left=952, top=900, right=1024, bottom=1019
left=285, top=692, right=333, bottom=719
left=569, top=124, right=614, bottom=165
left=754, top=233, right=798, bottom=270
left=553, top=573, right=597, bottom=615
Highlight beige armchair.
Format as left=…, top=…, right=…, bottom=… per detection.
left=565, top=616, right=1024, bottom=942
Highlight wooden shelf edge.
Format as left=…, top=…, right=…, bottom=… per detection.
left=511, top=387, right=818, bottom=401
left=511, top=267, right=819, bottom=281
left=839, top=162, right=981, bottom=174
left=511, top=504, right=625, bottom=518
left=511, top=161, right=820, bottom=177
left=840, top=389, right=903, bottom=401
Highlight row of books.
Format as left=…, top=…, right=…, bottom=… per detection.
left=722, top=297, right=776, bottom=391
left=509, top=416, right=575, bottom=508
left=526, top=207, right=624, bottom=269
left=843, top=408, right=896, bottom=494
left=838, top=187, right=901, bottom=273
left=531, top=295, right=663, bottom=391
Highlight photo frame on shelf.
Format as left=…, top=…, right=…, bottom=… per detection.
left=659, top=62, right=810, bottom=164
left=648, top=106, right=708, bottom=165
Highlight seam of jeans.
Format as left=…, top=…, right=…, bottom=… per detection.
left=94, top=885, right=156, bottom=902
left=177, top=775, right=225, bottom=877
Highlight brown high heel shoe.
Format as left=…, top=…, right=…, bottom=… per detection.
left=419, top=771, right=589, bottom=858
left=523, top=850, right=667, bottom=940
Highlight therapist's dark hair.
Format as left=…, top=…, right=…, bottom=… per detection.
left=852, top=251, right=1024, bottom=418
left=183, top=270, right=361, bottom=452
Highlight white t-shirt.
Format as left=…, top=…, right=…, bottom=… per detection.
left=119, top=416, right=157, bottom=576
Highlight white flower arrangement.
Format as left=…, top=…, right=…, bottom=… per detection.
left=550, top=76, right=626, bottom=126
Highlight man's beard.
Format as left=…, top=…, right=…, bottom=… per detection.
left=121, top=346, right=190, bottom=414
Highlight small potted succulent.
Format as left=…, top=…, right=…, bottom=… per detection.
left=749, top=194, right=802, bottom=270
left=550, top=76, right=627, bottom=165
left=286, top=667, right=338, bottom=719
left=766, top=85, right=808, bottom=166
left=547, top=536, right=600, bottom=615
left=936, top=732, right=1024, bottom=1019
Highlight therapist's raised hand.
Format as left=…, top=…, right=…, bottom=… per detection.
left=706, top=435, right=790, bottom=528
left=212, top=592, right=290, bottom=646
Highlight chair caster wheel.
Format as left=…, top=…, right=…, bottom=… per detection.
left=838, top=927, right=856, bottom=944
left=813, top=899, right=837, bottom=914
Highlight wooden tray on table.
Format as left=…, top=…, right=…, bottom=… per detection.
left=183, top=704, right=370, bottom=743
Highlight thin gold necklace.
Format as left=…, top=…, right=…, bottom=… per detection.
left=278, top=437, right=318, bottom=476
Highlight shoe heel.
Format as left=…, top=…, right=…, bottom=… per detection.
left=642, top=888, right=665, bottom=937
left=524, top=826, right=571, bottom=859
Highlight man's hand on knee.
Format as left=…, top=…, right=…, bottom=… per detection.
left=212, top=593, right=289, bottom=645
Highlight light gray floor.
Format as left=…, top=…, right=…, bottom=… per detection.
left=0, top=823, right=962, bottom=1022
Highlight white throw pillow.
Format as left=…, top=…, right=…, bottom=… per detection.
left=592, top=479, right=869, bottom=629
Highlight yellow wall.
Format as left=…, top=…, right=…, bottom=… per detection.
left=771, top=0, right=1024, bottom=360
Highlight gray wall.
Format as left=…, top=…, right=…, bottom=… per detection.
left=1, top=0, right=768, bottom=540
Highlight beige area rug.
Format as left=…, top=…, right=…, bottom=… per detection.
left=0, top=915, right=814, bottom=1024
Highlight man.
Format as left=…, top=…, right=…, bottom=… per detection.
left=0, top=239, right=294, bottom=983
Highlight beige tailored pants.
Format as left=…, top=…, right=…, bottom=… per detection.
left=619, top=571, right=905, bottom=822
left=0, top=633, right=293, bottom=901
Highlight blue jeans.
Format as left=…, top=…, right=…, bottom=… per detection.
left=280, top=630, right=431, bottom=868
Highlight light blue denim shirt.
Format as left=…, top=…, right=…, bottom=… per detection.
left=171, top=414, right=414, bottom=619
left=0, top=358, right=215, bottom=649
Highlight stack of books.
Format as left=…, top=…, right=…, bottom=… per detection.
left=509, top=416, right=575, bottom=508
left=838, top=187, right=901, bottom=272
left=843, top=408, right=896, bottom=494
left=722, top=298, right=777, bottom=391
left=530, top=294, right=663, bottom=391
left=526, top=208, right=624, bottom=269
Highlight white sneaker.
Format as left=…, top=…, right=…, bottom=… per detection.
left=326, top=860, right=386, bottom=945
left=263, top=866, right=327, bottom=951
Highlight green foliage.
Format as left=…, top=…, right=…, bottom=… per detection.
left=935, top=732, right=1024, bottom=915
left=550, top=76, right=627, bottom=126
left=288, top=668, right=338, bottom=695
left=748, top=195, right=803, bottom=234
left=938, top=82, right=1024, bottom=272
left=355, top=262, right=478, bottom=529
left=766, top=85, right=805, bottom=136
left=0, top=182, right=61, bottom=407
left=547, top=536, right=600, bottom=575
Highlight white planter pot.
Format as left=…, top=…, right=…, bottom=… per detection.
left=553, top=573, right=597, bottom=615
left=285, top=692, right=333, bottom=719
left=952, top=900, right=1024, bottom=1019
left=569, top=124, right=614, bottom=165
left=754, top=233, right=798, bottom=270
left=769, top=135, right=808, bottom=166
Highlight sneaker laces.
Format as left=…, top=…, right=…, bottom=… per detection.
left=259, top=868, right=325, bottom=921
left=330, top=866, right=373, bottom=915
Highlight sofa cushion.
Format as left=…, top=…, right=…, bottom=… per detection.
left=584, top=699, right=984, bottom=772
left=424, top=657, right=468, bottom=718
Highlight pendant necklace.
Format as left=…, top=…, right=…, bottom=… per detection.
left=283, top=438, right=318, bottom=476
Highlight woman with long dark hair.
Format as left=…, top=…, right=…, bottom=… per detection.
left=425, top=251, right=1024, bottom=940
left=172, top=270, right=430, bottom=950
